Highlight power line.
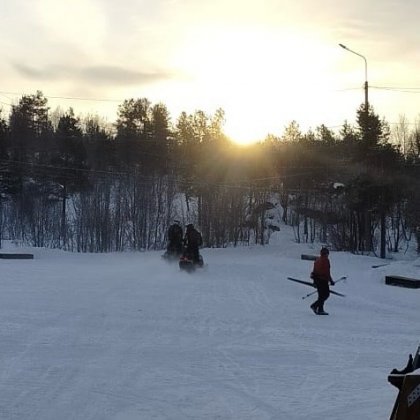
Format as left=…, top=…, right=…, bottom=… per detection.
left=0, top=88, right=418, bottom=135
left=0, top=157, right=355, bottom=193
left=0, top=90, right=127, bottom=104
left=371, top=85, right=420, bottom=94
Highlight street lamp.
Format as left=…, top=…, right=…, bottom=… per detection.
left=339, top=43, right=368, bottom=112
left=340, top=44, right=386, bottom=258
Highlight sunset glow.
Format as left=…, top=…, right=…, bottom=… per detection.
left=2, top=0, right=420, bottom=144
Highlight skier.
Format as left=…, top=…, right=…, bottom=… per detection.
left=183, top=223, right=203, bottom=264
left=166, top=221, right=184, bottom=257
left=310, top=247, right=335, bottom=315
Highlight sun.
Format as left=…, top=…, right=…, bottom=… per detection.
left=171, top=24, right=341, bottom=145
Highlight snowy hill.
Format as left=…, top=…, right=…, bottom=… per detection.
left=0, top=229, right=418, bottom=419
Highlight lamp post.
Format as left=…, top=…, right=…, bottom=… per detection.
left=339, top=44, right=386, bottom=258
left=339, top=43, right=368, bottom=112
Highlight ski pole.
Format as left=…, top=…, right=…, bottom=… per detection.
left=334, top=275, right=347, bottom=284
left=302, top=290, right=317, bottom=300
left=301, top=276, right=347, bottom=300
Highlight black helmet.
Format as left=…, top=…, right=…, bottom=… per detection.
left=186, top=223, right=194, bottom=230
left=320, top=247, right=329, bottom=256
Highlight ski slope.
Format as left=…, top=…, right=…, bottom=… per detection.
left=0, top=231, right=418, bottom=419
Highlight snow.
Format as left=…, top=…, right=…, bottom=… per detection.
left=0, top=228, right=418, bottom=419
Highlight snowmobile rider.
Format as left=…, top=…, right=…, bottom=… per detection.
left=183, top=224, right=203, bottom=263
left=310, top=247, right=335, bottom=315
left=167, top=221, right=183, bottom=256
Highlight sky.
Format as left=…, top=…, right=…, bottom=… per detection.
left=0, top=225, right=418, bottom=419
left=1, top=0, right=420, bottom=144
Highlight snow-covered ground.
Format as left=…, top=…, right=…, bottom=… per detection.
left=0, top=229, right=418, bottom=420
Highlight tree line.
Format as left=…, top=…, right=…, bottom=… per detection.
left=0, top=90, right=419, bottom=257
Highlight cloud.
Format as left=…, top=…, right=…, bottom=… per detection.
left=12, top=63, right=175, bottom=86
left=13, top=64, right=57, bottom=81
left=80, top=66, right=172, bottom=84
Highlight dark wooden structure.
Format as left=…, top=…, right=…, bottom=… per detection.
left=385, top=275, right=420, bottom=289
left=0, top=253, right=34, bottom=259
left=301, top=254, right=317, bottom=261
left=388, top=344, right=420, bottom=419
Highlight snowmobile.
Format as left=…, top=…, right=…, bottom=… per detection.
left=179, top=249, right=204, bottom=272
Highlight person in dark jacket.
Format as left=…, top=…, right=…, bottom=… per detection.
left=183, top=224, right=203, bottom=263
left=166, top=221, right=183, bottom=256
left=310, top=247, right=335, bottom=315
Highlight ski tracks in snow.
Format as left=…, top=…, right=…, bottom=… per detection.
left=172, top=260, right=294, bottom=418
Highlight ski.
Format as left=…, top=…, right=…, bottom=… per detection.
left=286, top=277, right=346, bottom=297
left=301, top=275, right=347, bottom=299
left=287, top=277, right=315, bottom=288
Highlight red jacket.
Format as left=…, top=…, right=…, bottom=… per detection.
left=313, top=255, right=332, bottom=282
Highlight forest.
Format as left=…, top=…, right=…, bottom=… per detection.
left=0, top=90, right=419, bottom=257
